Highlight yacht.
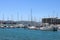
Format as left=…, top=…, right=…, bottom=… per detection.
left=28, top=26, right=38, bottom=30
left=40, top=24, right=58, bottom=31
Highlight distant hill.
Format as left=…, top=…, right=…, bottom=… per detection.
left=16, top=21, right=40, bottom=26
left=0, top=20, right=41, bottom=26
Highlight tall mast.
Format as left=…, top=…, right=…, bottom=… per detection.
left=56, top=12, right=58, bottom=18
left=11, top=14, right=13, bottom=21
left=17, top=12, right=19, bottom=21
left=31, top=9, right=32, bottom=22
left=7, top=15, right=9, bottom=21
left=2, top=13, right=4, bottom=21
left=28, top=14, right=29, bottom=21
left=56, top=12, right=58, bottom=24
left=21, top=13, right=22, bottom=21
left=2, top=13, right=4, bottom=24
left=20, top=10, right=23, bottom=21
left=51, top=11, right=55, bottom=24
left=34, top=16, right=37, bottom=22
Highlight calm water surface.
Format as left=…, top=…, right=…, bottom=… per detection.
left=0, top=28, right=60, bottom=40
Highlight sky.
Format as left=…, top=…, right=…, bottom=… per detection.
left=0, top=0, right=60, bottom=22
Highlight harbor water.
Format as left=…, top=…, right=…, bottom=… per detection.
left=0, top=28, right=60, bottom=40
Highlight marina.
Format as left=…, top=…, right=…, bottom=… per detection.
left=0, top=0, right=60, bottom=40
left=0, top=17, right=60, bottom=31
left=0, top=7, right=59, bottom=31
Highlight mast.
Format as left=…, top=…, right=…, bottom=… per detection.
left=56, top=12, right=58, bottom=24
left=20, top=10, right=23, bottom=21
left=9, top=13, right=12, bottom=21
left=2, top=12, right=5, bottom=21
left=28, top=14, right=29, bottom=21
left=21, top=14, right=22, bottom=21
left=2, top=13, right=4, bottom=21
left=17, top=12, right=19, bottom=21
left=31, top=9, right=33, bottom=23
left=51, top=11, right=55, bottom=24
left=34, top=16, right=37, bottom=26
left=29, top=8, right=33, bottom=26
left=56, top=12, right=58, bottom=18
left=7, top=15, right=9, bottom=21
left=2, top=13, right=4, bottom=24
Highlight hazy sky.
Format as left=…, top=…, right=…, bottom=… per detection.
left=0, top=0, right=60, bottom=21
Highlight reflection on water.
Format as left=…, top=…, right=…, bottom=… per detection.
left=0, top=28, right=60, bottom=40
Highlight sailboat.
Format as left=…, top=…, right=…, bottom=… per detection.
left=27, top=9, right=37, bottom=30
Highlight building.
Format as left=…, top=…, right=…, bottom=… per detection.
left=42, top=17, right=60, bottom=24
